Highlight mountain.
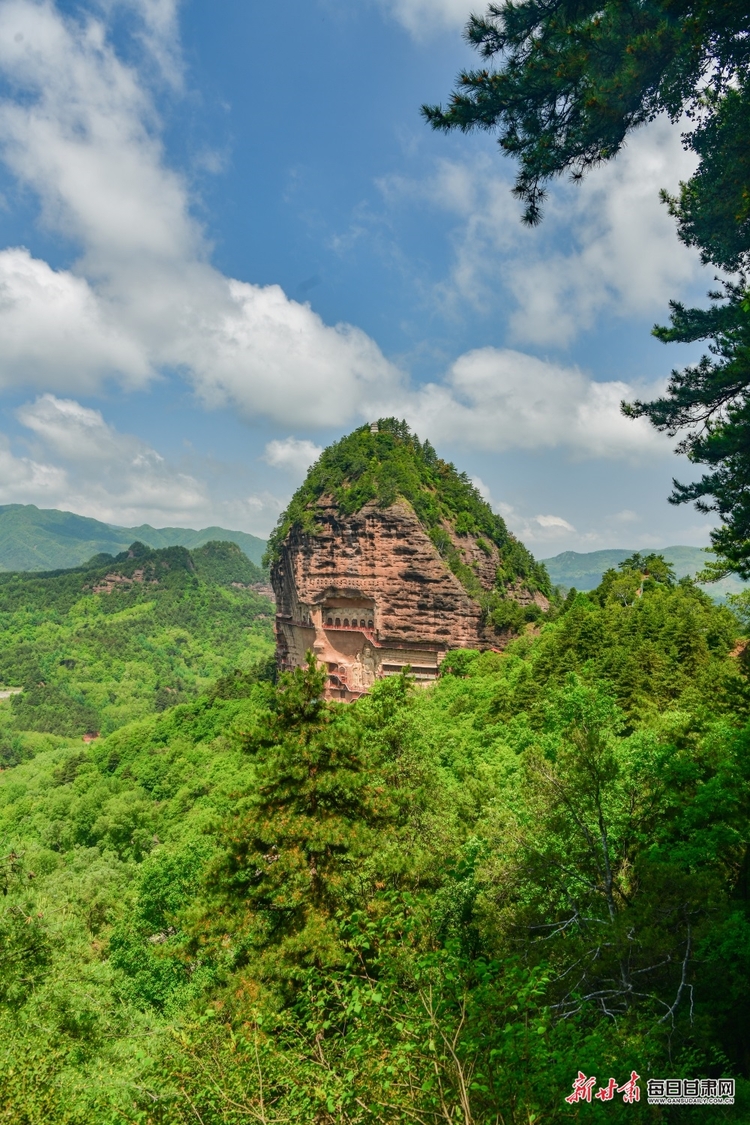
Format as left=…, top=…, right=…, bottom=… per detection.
left=0, top=504, right=266, bottom=571
left=0, top=539, right=273, bottom=739
left=542, top=546, right=748, bottom=599
left=269, top=419, right=552, bottom=697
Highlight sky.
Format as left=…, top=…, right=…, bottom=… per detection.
left=0, top=0, right=721, bottom=556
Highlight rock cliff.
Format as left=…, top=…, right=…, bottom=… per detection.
left=268, top=420, right=551, bottom=700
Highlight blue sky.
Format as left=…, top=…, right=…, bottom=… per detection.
left=0, top=0, right=719, bottom=555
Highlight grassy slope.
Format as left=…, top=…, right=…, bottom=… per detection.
left=0, top=504, right=266, bottom=571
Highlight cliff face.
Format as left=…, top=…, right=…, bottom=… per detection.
left=272, top=497, right=547, bottom=701
left=268, top=419, right=552, bottom=700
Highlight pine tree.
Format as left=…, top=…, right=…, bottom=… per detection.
left=423, top=1, right=750, bottom=574
left=195, top=654, right=394, bottom=989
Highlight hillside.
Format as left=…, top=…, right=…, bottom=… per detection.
left=543, top=545, right=749, bottom=598
left=0, top=504, right=266, bottom=571
left=0, top=556, right=747, bottom=1121
left=0, top=540, right=273, bottom=744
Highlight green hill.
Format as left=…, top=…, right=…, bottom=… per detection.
left=0, top=539, right=273, bottom=742
left=1, top=431, right=749, bottom=1123
left=542, top=545, right=748, bottom=599
left=0, top=504, right=266, bottom=571
left=0, top=546, right=747, bottom=1121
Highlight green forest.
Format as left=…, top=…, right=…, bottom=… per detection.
left=1, top=540, right=749, bottom=1121
left=0, top=0, right=748, bottom=1115
left=0, top=505, right=267, bottom=573
left=0, top=539, right=273, bottom=749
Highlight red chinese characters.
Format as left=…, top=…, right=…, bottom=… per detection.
left=565, top=1073, right=597, bottom=1103
left=566, top=1071, right=641, bottom=1105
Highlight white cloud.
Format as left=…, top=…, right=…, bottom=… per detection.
left=0, top=247, right=151, bottom=390
left=535, top=514, right=575, bottom=532
left=382, top=119, right=704, bottom=346
left=0, top=433, right=67, bottom=504
left=215, top=492, right=287, bottom=537
left=104, top=0, right=184, bottom=87
left=6, top=392, right=289, bottom=534
left=377, top=0, right=473, bottom=36
left=19, top=392, right=155, bottom=464
left=470, top=475, right=578, bottom=544
left=470, top=474, right=492, bottom=502
left=263, top=437, right=324, bottom=476
left=399, top=347, right=669, bottom=459
left=14, top=393, right=208, bottom=524
left=0, top=0, right=692, bottom=499
left=0, top=0, right=404, bottom=423
left=184, top=280, right=401, bottom=428
left=476, top=492, right=580, bottom=545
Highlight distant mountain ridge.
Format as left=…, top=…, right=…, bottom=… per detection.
left=542, top=546, right=748, bottom=599
left=0, top=504, right=266, bottom=572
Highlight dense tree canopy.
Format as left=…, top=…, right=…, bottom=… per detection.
left=422, top=0, right=749, bottom=230
left=0, top=540, right=273, bottom=740
left=423, top=0, right=750, bottom=576
left=0, top=563, right=748, bottom=1121
left=625, top=282, right=750, bottom=576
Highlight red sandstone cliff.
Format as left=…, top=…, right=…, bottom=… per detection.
left=271, top=497, right=547, bottom=700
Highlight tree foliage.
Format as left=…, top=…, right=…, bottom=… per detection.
left=0, top=541, right=273, bottom=737
left=422, top=0, right=749, bottom=229
left=424, top=0, right=750, bottom=575
left=625, top=283, right=750, bottom=577
left=0, top=566, right=749, bottom=1120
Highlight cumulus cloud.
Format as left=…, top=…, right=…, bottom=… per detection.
left=0, top=0, right=688, bottom=483
left=6, top=393, right=289, bottom=533
left=185, top=281, right=400, bottom=428
left=518, top=515, right=578, bottom=544
left=103, top=0, right=184, bottom=87
left=263, top=437, right=324, bottom=476
left=0, top=433, right=67, bottom=504
left=381, top=119, right=704, bottom=347
left=0, top=247, right=151, bottom=390
left=13, top=393, right=208, bottom=524
left=535, top=514, right=576, bottom=532
left=399, top=347, right=669, bottom=459
left=469, top=476, right=580, bottom=545
left=0, top=0, right=404, bottom=423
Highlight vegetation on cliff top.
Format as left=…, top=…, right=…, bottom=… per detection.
left=265, top=419, right=551, bottom=603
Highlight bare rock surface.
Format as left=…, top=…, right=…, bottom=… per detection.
left=272, top=497, right=537, bottom=700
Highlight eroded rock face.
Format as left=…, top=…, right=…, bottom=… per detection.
left=271, top=498, right=547, bottom=701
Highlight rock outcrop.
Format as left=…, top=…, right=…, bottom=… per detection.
left=272, top=497, right=548, bottom=701
left=269, top=420, right=551, bottom=701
